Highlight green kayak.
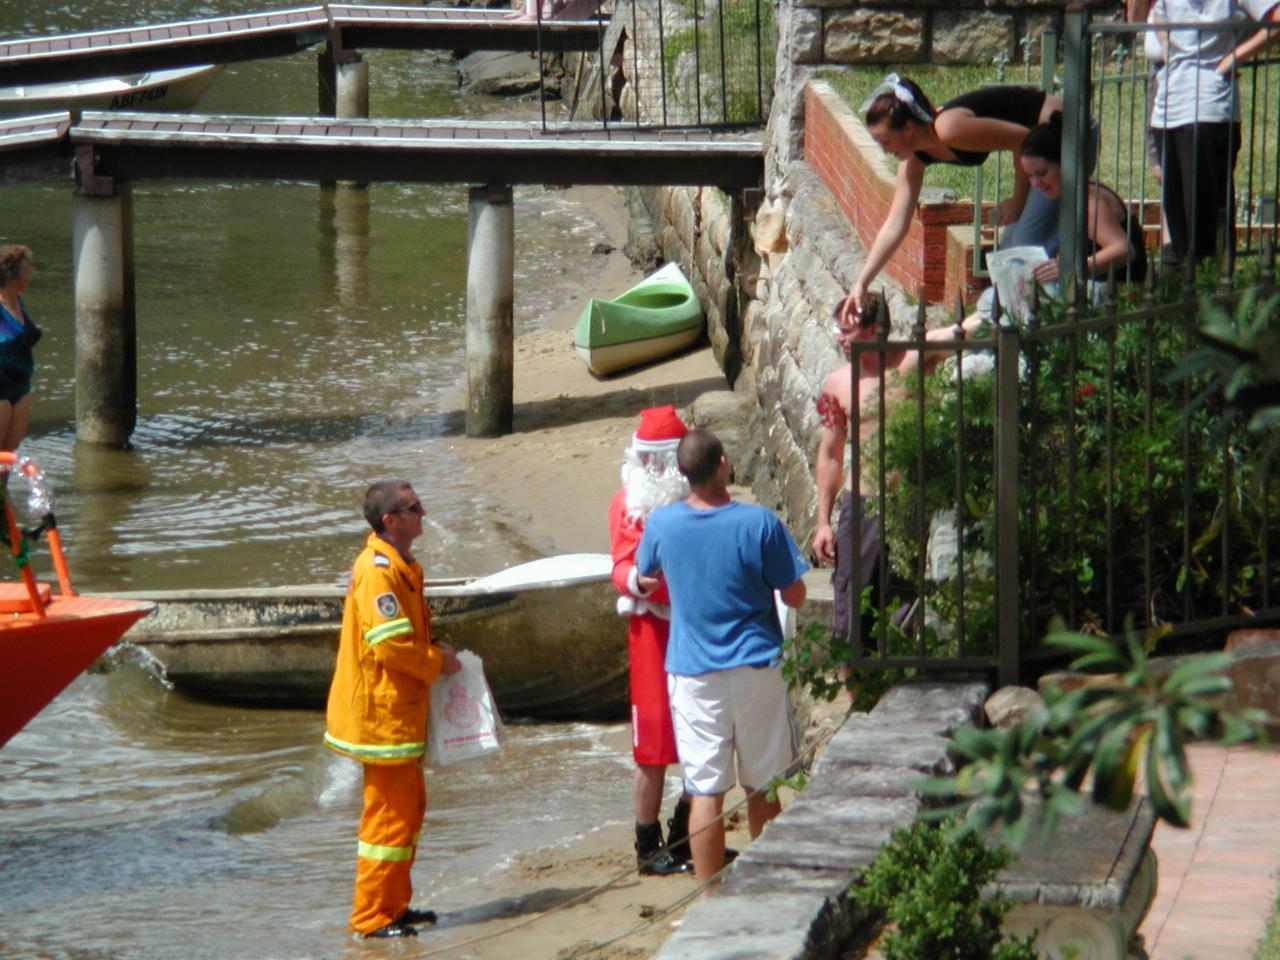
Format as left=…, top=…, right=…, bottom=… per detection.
left=574, top=262, right=705, bottom=376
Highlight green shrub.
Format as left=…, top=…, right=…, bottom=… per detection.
left=869, top=295, right=1279, bottom=652
left=851, top=818, right=1037, bottom=960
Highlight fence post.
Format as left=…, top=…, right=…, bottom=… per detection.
left=1059, top=4, right=1090, bottom=308
left=995, top=320, right=1022, bottom=686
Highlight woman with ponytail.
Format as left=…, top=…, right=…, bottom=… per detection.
left=842, top=75, right=1062, bottom=323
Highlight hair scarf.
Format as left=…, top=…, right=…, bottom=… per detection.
left=859, top=72, right=934, bottom=124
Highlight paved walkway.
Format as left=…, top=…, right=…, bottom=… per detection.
left=1139, top=743, right=1280, bottom=959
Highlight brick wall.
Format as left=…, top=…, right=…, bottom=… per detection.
left=804, top=79, right=980, bottom=305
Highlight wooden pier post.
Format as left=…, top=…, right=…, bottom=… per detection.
left=72, top=156, right=136, bottom=447
left=465, top=185, right=514, bottom=437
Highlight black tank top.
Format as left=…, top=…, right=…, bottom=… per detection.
left=1089, top=183, right=1148, bottom=285
left=914, top=86, right=1048, bottom=168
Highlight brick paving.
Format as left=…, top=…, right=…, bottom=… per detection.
left=1139, top=744, right=1280, bottom=959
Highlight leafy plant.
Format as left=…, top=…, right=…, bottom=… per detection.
left=922, top=626, right=1268, bottom=848
left=869, top=290, right=1279, bottom=652
left=1177, top=287, right=1280, bottom=443
left=782, top=586, right=929, bottom=708
left=850, top=817, right=1037, bottom=960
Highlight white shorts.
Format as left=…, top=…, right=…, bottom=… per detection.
left=668, top=664, right=799, bottom=796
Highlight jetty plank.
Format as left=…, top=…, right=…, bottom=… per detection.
left=0, top=4, right=604, bottom=86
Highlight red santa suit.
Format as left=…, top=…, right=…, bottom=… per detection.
left=608, top=486, right=679, bottom=767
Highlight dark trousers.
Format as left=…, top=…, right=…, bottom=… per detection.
left=1157, top=122, right=1241, bottom=264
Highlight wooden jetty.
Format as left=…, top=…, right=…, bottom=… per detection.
left=0, top=4, right=607, bottom=86
left=0, top=4, right=762, bottom=447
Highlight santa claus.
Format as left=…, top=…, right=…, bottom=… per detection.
left=608, top=405, right=693, bottom=875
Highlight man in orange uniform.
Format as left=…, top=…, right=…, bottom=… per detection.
left=324, top=480, right=461, bottom=939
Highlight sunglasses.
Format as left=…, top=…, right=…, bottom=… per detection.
left=391, top=499, right=424, bottom=516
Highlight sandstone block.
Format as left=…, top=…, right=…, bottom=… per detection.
left=932, top=9, right=1015, bottom=63
left=824, top=10, right=925, bottom=63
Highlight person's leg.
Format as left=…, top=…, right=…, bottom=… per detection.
left=4, top=393, right=30, bottom=451
left=745, top=790, right=782, bottom=840
left=629, top=615, right=688, bottom=873
left=669, top=672, right=734, bottom=890
left=734, top=664, right=800, bottom=835
left=1187, top=121, right=1240, bottom=263
left=0, top=400, right=13, bottom=453
left=687, top=793, right=726, bottom=889
left=1000, top=188, right=1060, bottom=257
left=1160, top=126, right=1193, bottom=263
left=350, top=763, right=423, bottom=936
left=633, top=763, right=665, bottom=824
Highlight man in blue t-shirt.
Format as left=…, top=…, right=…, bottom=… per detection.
left=635, top=428, right=809, bottom=893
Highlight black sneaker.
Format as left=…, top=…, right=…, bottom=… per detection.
left=364, top=922, right=417, bottom=939
left=398, top=908, right=437, bottom=926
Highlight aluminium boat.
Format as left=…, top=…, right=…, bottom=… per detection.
left=0, top=64, right=225, bottom=116
left=98, top=553, right=629, bottom=720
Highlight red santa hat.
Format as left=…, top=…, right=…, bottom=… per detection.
left=632, top=405, right=688, bottom=453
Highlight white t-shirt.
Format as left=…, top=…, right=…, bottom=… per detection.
left=1151, top=0, right=1279, bottom=127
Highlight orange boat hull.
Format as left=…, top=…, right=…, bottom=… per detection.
left=0, top=595, right=155, bottom=748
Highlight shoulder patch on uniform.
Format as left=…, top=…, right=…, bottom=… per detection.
left=373, top=553, right=391, bottom=568
left=375, top=592, right=400, bottom=618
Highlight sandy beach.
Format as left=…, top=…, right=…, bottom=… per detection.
left=423, top=186, right=842, bottom=959
left=439, top=183, right=731, bottom=561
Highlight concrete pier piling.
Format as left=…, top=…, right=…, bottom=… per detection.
left=72, top=179, right=136, bottom=447
left=335, top=56, right=369, bottom=120
left=465, top=185, right=514, bottom=437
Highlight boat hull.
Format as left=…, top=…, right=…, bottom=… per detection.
left=0, top=65, right=224, bottom=116
left=98, top=579, right=629, bottom=720
left=0, top=596, right=156, bottom=748
left=574, top=262, right=704, bottom=376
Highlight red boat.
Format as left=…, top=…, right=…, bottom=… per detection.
left=0, top=452, right=153, bottom=749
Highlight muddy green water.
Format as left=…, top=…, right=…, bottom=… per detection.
left=0, top=5, right=640, bottom=958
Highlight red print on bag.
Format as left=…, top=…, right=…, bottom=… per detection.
left=443, top=682, right=481, bottom=729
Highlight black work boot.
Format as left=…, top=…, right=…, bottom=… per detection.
left=665, top=798, right=693, bottom=866
left=635, top=821, right=689, bottom=876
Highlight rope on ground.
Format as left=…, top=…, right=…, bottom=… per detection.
left=412, top=711, right=846, bottom=958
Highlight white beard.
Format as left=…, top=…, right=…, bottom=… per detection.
left=621, top=448, right=688, bottom=522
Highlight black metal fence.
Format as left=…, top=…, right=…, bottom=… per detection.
left=541, top=0, right=776, bottom=130
left=845, top=8, right=1280, bottom=684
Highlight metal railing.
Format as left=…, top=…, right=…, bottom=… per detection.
left=1058, top=7, right=1280, bottom=298
left=545, top=0, right=776, bottom=131
left=846, top=272, right=1279, bottom=686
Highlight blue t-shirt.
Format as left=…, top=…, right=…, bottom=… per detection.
left=636, top=500, right=810, bottom=676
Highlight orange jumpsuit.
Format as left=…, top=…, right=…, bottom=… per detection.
left=324, top=532, right=447, bottom=935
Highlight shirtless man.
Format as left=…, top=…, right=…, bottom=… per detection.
left=810, top=301, right=893, bottom=646
left=812, top=297, right=979, bottom=644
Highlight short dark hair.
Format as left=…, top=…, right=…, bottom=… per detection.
left=364, top=480, right=412, bottom=533
left=676, top=428, right=724, bottom=487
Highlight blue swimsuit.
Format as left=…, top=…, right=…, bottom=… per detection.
left=0, top=298, right=42, bottom=405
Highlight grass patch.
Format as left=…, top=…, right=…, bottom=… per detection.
left=658, top=0, right=777, bottom=125
left=1254, top=881, right=1280, bottom=960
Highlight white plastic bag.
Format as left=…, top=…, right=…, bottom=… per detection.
left=986, top=245, right=1049, bottom=326
left=426, top=650, right=503, bottom=765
